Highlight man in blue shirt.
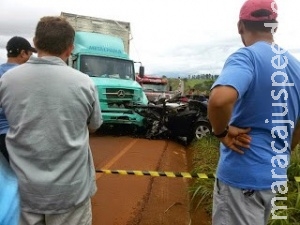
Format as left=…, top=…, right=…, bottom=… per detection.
left=0, top=36, right=36, bottom=225
left=0, top=36, right=35, bottom=225
left=208, top=0, right=300, bottom=224
left=0, top=17, right=102, bottom=225
left=0, top=36, right=36, bottom=162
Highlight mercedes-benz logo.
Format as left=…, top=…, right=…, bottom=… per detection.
left=117, top=90, right=125, bottom=98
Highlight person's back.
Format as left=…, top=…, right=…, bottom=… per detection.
left=208, top=0, right=300, bottom=224
left=0, top=16, right=102, bottom=225
left=215, top=41, right=300, bottom=189
left=1, top=58, right=100, bottom=212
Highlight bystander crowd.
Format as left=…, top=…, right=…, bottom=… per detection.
left=0, top=16, right=102, bottom=225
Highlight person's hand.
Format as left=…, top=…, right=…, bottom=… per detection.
left=219, top=126, right=251, bottom=154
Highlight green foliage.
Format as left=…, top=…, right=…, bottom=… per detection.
left=188, top=135, right=219, bottom=215
left=193, top=80, right=215, bottom=93
left=168, top=78, right=215, bottom=94
left=269, top=146, right=300, bottom=225
left=189, top=137, right=300, bottom=224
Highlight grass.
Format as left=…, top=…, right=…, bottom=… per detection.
left=188, top=135, right=300, bottom=224
left=188, top=135, right=219, bottom=219
left=270, top=147, right=300, bottom=225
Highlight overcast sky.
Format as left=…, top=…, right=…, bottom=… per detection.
left=0, top=0, right=299, bottom=77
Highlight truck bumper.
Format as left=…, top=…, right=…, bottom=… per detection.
left=102, top=112, right=145, bottom=127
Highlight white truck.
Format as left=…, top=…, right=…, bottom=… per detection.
left=61, top=12, right=148, bottom=128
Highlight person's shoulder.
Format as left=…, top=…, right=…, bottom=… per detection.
left=285, top=50, right=300, bottom=63
left=0, top=64, right=20, bottom=79
left=67, top=67, right=91, bottom=78
left=0, top=65, right=5, bottom=76
left=236, top=46, right=253, bottom=54
left=66, top=67, right=95, bottom=84
left=247, top=41, right=275, bottom=53
left=227, top=47, right=253, bottom=62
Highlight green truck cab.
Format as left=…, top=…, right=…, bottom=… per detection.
left=61, top=12, right=148, bottom=128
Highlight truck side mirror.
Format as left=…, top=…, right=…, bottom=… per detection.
left=139, top=66, right=145, bottom=78
left=169, top=86, right=172, bottom=91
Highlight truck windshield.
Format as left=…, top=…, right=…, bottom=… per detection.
left=142, top=84, right=168, bottom=92
left=80, top=55, right=135, bottom=80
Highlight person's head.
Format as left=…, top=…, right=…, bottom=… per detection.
left=238, top=0, right=278, bottom=46
left=33, top=16, right=75, bottom=60
left=6, top=36, right=37, bottom=64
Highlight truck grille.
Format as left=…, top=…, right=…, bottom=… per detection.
left=105, top=88, right=137, bottom=109
left=105, top=88, right=135, bottom=99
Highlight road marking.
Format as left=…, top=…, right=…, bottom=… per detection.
left=95, top=139, right=138, bottom=180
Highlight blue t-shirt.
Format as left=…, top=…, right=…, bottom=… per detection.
left=0, top=153, right=20, bottom=225
left=212, top=41, right=300, bottom=190
left=0, top=63, right=18, bottom=134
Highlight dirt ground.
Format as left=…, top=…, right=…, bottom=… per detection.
left=90, top=133, right=211, bottom=225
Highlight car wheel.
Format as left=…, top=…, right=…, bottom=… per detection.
left=194, top=121, right=211, bottom=140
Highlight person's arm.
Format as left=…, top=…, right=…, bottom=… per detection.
left=291, top=119, right=300, bottom=151
left=208, top=85, right=251, bottom=154
left=88, top=86, right=103, bottom=133
left=88, top=127, right=98, bottom=134
left=208, top=85, right=237, bottom=134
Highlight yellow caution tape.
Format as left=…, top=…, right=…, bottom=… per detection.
left=97, top=169, right=214, bottom=179
left=96, top=169, right=300, bottom=182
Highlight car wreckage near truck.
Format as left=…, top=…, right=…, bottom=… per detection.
left=61, top=12, right=211, bottom=142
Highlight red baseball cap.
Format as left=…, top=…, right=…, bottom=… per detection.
left=239, top=0, right=278, bottom=21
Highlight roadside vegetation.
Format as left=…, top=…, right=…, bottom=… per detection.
left=168, top=78, right=215, bottom=95
left=188, top=135, right=300, bottom=225
left=187, top=135, right=219, bottom=225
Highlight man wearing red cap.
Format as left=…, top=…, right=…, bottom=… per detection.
left=208, top=0, right=300, bottom=224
